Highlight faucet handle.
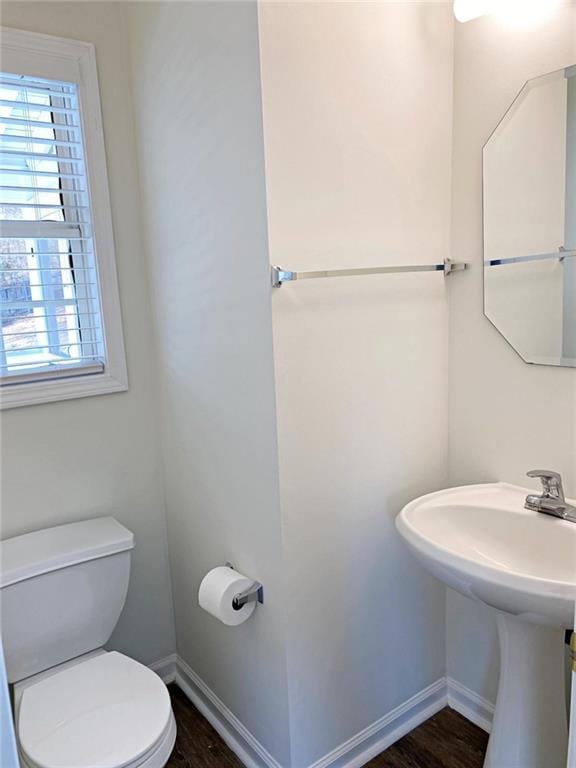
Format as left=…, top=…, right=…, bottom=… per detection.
left=527, top=469, right=565, bottom=501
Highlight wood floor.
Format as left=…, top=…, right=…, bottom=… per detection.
left=363, top=708, right=488, bottom=768
left=166, top=684, right=488, bottom=768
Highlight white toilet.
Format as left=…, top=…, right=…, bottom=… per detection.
left=0, top=517, right=177, bottom=768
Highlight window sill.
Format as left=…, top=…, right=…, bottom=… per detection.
left=0, top=369, right=128, bottom=409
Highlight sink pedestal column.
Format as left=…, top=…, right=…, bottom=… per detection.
left=485, top=612, right=568, bottom=768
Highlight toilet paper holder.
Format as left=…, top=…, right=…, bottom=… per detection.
left=226, top=562, right=264, bottom=610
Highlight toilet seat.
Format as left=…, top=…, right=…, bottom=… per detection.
left=17, top=651, right=176, bottom=768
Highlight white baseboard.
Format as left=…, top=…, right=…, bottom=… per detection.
left=175, top=655, right=283, bottom=768
left=148, top=655, right=494, bottom=768
left=148, top=653, right=177, bottom=684
left=308, top=678, right=447, bottom=768
left=447, top=676, right=494, bottom=734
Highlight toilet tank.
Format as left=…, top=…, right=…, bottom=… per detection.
left=0, top=517, right=134, bottom=684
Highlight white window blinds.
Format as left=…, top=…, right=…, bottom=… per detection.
left=0, top=72, right=105, bottom=384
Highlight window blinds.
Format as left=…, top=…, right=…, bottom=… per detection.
left=0, top=72, right=105, bottom=384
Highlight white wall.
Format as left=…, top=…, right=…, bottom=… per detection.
left=126, top=3, right=291, bottom=765
left=0, top=1, right=176, bottom=666
left=448, top=3, right=576, bottom=703
left=259, top=3, right=454, bottom=764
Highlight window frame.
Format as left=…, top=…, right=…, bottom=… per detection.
left=0, top=27, right=128, bottom=409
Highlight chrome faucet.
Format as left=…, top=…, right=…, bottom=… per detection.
left=525, top=470, right=576, bottom=522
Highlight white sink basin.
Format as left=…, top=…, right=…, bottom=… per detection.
left=396, top=482, right=576, bottom=768
left=396, top=483, right=575, bottom=626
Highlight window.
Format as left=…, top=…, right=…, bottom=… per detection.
left=0, top=29, right=127, bottom=408
left=0, top=75, right=103, bottom=381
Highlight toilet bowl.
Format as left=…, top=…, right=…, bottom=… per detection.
left=15, top=651, right=176, bottom=768
left=0, top=517, right=176, bottom=768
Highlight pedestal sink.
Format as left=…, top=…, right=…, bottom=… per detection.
left=396, top=483, right=576, bottom=768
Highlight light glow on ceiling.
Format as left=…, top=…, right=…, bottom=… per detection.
left=454, top=0, right=563, bottom=25
left=453, top=0, right=497, bottom=23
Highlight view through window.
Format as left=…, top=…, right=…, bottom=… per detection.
left=0, top=72, right=105, bottom=383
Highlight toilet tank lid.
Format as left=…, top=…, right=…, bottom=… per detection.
left=0, top=517, right=134, bottom=588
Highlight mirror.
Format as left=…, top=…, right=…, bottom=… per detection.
left=483, top=66, right=576, bottom=367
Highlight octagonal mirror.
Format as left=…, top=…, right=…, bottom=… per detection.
left=483, top=66, right=576, bottom=367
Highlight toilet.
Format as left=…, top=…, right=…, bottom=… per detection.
left=0, top=517, right=176, bottom=768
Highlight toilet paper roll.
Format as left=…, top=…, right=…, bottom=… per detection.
left=198, top=566, right=257, bottom=626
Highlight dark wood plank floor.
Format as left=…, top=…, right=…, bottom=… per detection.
left=167, top=685, right=243, bottom=768
left=364, top=708, right=488, bottom=768
left=166, top=684, right=488, bottom=768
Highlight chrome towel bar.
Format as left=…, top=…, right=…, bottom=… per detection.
left=485, top=248, right=576, bottom=267
left=271, top=258, right=469, bottom=287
